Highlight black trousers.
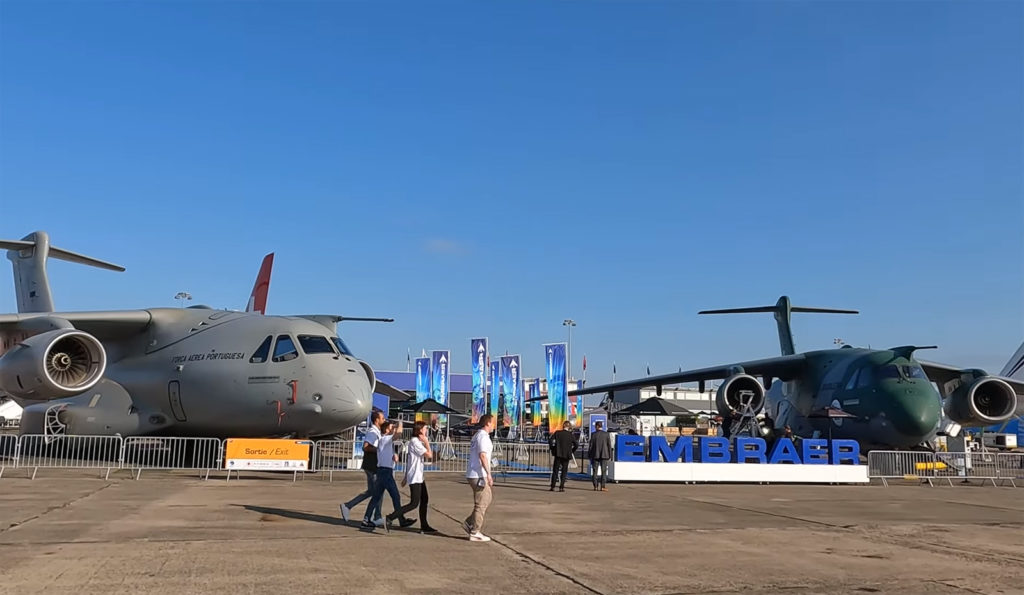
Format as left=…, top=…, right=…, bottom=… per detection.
left=591, top=459, right=608, bottom=488
left=390, top=482, right=429, bottom=526
left=550, top=456, right=570, bottom=488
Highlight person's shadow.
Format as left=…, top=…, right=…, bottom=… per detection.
left=234, top=504, right=464, bottom=540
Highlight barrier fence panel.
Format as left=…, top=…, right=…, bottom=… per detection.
left=494, top=441, right=555, bottom=476
left=933, top=451, right=999, bottom=487
left=17, top=435, right=124, bottom=480
left=867, top=450, right=937, bottom=486
left=314, top=439, right=359, bottom=481
left=424, top=440, right=471, bottom=473
left=0, top=434, right=17, bottom=479
left=996, top=453, right=1024, bottom=487
left=122, top=437, right=223, bottom=480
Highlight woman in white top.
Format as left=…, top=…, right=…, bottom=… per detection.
left=387, top=420, right=436, bottom=534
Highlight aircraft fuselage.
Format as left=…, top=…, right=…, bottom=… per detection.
left=15, top=308, right=373, bottom=438
left=767, top=347, right=942, bottom=449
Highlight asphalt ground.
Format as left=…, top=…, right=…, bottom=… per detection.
left=0, top=471, right=1021, bottom=594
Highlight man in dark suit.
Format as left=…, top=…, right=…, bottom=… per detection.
left=549, top=421, right=578, bottom=492
left=587, top=421, right=613, bottom=491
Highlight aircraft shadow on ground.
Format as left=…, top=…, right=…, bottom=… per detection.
left=235, top=504, right=464, bottom=539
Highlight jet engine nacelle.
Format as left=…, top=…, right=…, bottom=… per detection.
left=0, top=329, right=106, bottom=400
left=716, top=374, right=766, bottom=418
left=943, top=377, right=1017, bottom=426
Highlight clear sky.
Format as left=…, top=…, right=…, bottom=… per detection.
left=1, top=1, right=1021, bottom=382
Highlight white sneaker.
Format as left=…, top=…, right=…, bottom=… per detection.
left=469, top=532, right=491, bottom=542
left=340, top=504, right=351, bottom=522
left=373, top=517, right=385, bottom=527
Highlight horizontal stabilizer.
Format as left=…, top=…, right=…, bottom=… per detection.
left=699, top=306, right=859, bottom=315
left=699, top=296, right=858, bottom=356
left=3, top=231, right=124, bottom=313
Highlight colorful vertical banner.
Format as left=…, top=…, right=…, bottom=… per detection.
left=572, top=380, right=584, bottom=427
left=415, top=357, right=431, bottom=403
left=431, top=350, right=450, bottom=423
left=415, top=357, right=431, bottom=423
left=500, top=355, right=521, bottom=433
left=530, top=380, right=542, bottom=426
left=490, top=359, right=501, bottom=418
left=545, top=343, right=567, bottom=433
left=470, top=338, right=487, bottom=424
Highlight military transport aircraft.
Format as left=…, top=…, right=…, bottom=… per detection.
left=569, top=296, right=1024, bottom=450
left=0, top=231, right=406, bottom=439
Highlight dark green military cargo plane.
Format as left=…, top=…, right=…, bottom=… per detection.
left=570, top=297, right=1024, bottom=450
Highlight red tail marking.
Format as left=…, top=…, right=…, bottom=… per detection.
left=246, top=253, right=274, bottom=315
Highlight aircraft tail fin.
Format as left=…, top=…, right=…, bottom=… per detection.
left=1, top=231, right=124, bottom=313
left=699, top=296, right=858, bottom=356
left=245, top=253, right=274, bottom=315
left=1001, top=341, right=1024, bottom=380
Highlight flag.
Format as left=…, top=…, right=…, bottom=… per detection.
left=406, top=349, right=411, bottom=371
left=613, top=362, right=616, bottom=374
left=646, top=364, right=651, bottom=376
left=582, top=355, right=587, bottom=371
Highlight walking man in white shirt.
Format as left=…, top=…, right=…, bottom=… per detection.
left=341, top=410, right=384, bottom=526
left=362, top=419, right=415, bottom=531
left=463, top=414, right=495, bottom=542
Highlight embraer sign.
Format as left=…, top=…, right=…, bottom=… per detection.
left=610, top=435, right=868, bottom=484
left=615, top=435, right=861, bottom=465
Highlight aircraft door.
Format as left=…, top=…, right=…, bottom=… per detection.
left=168, top=380, right=187, bottom=422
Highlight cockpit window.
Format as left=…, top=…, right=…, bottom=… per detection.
left=272, top=335, right=299, bottom=362
left=331, top=336, right=353, bottom=356
left=250, top=335, right=272, bottom=363
left=856, top=367, right=874, bottom=388
left=901, top=365, right=928, bottom=379
left=845, top=369, right=860, bottom=390
left=298, top=335, right=335, bottom=355
left=877, top=365, right=901, bottom=379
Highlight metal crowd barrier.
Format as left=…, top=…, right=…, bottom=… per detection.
left=867, top=451, right=942, bottom=486
left=494, top=441, right=556, bottom=476
left=933, top=451, right=999, bottom=487
left=996, top=453, right=1024, bottom=487
left=0, top=434, right=18, bottom=479
left=314, top=439, right=357, bottom=481
left=867, top=450, right=1024, bottom=487
left=17, top=434, right=124, bottom=480
left=122, top=437, right=223, bottom=480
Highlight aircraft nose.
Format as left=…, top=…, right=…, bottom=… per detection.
left=888, top=387, right=941, bottom=440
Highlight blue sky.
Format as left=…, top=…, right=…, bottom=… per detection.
left=1, top=1, right=1021, bottom=382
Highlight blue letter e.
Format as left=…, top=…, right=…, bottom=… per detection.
left=616, top=434, right=645, bottom=462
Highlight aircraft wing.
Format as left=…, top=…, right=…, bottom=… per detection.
left=568, top=354, right=808, bottom=396
left=373, top=380, right=410, bottom=401
left=0, top=311, right=153, bottom=340
left=919, top=360, right=1024, bottom=400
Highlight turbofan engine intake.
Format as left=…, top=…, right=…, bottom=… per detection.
left=943, top=377, right=1017, bottom=426
left=716, top=374, right=766, bottom=418
left=0, top=329, right=106, bottom=400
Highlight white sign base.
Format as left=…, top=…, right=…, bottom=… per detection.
left=610, top=461, right=868, bottom=484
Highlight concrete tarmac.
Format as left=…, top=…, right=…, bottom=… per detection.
left=0, top=471, right=1021, bottom=594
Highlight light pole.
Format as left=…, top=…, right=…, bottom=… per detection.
left=174, top=292, right=192, bottom=308
left=562, top=319, right=576, bottom=381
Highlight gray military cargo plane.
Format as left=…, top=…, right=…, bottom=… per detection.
left=570, top=296, right=1024, bottom=450
left=0, top=231, right=406, bottom=439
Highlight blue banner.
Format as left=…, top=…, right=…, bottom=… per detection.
left=471, top=338, right=487, bottom=424
left=431, top=350, right=450, bottom=422
left=490, top=359, right=501, bottom=418
left=415, top=357, right=430, bottom=403
left=500, top=355, right=521, bottom=432
left=545, top=343, right=567, bottom=433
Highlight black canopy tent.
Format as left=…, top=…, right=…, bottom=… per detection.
left=807, top=406, right=858, bottom=442
left=612, top=397, right=694, bottom=417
